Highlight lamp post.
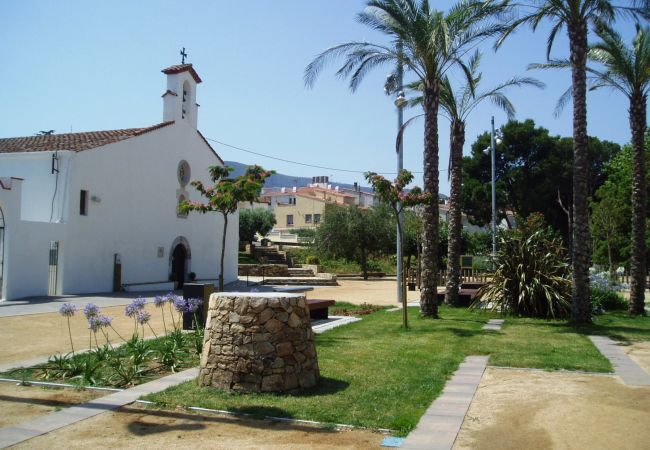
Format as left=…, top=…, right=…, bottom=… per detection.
left=386, top=40, right=407, bottom=304
left=484, top=116, right=502, bottom=260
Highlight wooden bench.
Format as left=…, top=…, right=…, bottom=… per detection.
left=307, top=299, right=335, bottom=320
left=436, top=288, right=480, bottom=307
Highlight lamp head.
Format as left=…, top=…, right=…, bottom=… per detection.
left=395, top=91, right=407, bottom=108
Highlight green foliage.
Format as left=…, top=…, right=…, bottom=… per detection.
left=590, top=287, right=629, bottom=312
left=239, top=208, right=276, bottom=243
left=294, top=228, right=317, bottom=239
left=475, top=214, right=572, bottom=319
left=306, top=255, right=320, bottom=265
left=315, top=203, right=395, bottom=279
left=156, top=336, right=189, bottom=373
left=462, top=119, right=620, bottom=241
left=590, top=130, right=650, bottom=270
left=181, top=165, right=273, bottom=289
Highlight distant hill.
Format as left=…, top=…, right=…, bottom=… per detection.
left=224, top=161, right=449, bottom=199
left=224, top=161, right=373, bottom=193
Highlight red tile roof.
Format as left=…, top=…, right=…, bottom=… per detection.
left=161, top=64, right=202, bottom=83
left=0, top=121, right=174, bottom=153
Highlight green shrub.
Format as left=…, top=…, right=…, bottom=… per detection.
left=306, top=255, right=320, bottom=265
left=474, top=214, right=571, bottom=319
left=590, top=287, right=629, bottom=312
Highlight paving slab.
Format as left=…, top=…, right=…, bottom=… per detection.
left=482, top=319, right=504, bottom=331
left=401, top=355, right=489, bottom=450
left=589, top=335, right=650, bottom=386
left=0, top=368, right=199, bottom=448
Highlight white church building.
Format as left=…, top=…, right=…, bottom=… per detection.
left=0, top=64, right=238, bottom=300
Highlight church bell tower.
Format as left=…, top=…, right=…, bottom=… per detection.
left=161, top=62, right=202, bottom=129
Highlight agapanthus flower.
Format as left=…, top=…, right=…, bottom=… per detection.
left=59, top=303, right=77, bottom=317
left=125, top=303, right=138, bottom=318
left=84, top=303, right=99, bottom=319
left=136, top=310, right=151, bottom=325
left=186, top=297, right=203, bottom=314
left=165, top=292, right=178, bottom=303
left=173, top=296, right=188, bottom=313
left=88, top=316, right=103, bottom=332
left=99, top=315, right=113, bottom=327
left=132, top=297, right=147, bottom=309
left=154, top=295, right=166, bottom=308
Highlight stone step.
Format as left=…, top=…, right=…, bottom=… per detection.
left=288, top=268, right=315, bottom=277
left=262, top=277, right=338, bottom=286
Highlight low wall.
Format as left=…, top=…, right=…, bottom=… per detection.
left=199, top=292, right=320, bottom=393
left=238, top=264, right=289, bottom=277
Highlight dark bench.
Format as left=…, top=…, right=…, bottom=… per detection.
left=436, top=288, right=480, bottom=307
left=307, top=299, right=335, bottom=320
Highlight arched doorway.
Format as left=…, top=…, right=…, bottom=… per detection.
left=169, top=236, right=191, bottom=289
left=171, top=244, right=187, bottom=288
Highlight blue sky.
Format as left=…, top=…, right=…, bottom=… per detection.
left=1, top=1, right=641, bottom=194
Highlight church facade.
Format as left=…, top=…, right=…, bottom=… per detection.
left=0, top=64, right=238, bottom=300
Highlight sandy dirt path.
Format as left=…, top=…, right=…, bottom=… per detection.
left=11, top=402, right=382, bottom=449
left=0, top=303, right=175, bottom=367
left=454, top=367, right=650, bottom=450
left=0, top=383, right=103, bottom=429
left=623, top=341, right=650, bottom=373
left=310, top=278, right=422, bottom=306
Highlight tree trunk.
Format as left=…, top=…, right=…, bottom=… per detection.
left=396, top=213, right=408, bottom=328
left=361, top=246, right=368, bottom=280
left=568, top=21, right=592, bottom=324
left=445, top=120, right=465, bottom=306
left=219, top=213, right=228, bottom=291
left=629, top=93, right=647, bottom=315
left=420, top=76, right=441, bottom=318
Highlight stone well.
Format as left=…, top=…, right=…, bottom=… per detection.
left=198, top=292, right=320, bottom=393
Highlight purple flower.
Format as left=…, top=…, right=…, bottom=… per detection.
left=125, top=297, right=147, bottom=317
left=125, top=303, right=138, bottom=318
left=132, top=297, right=147, bottom=309
left=136, top=310, right=151, bottom=325
left=173, top=296, right=188, bottom=313
left=59, top=303, right=77, bottom=317
left=88, top=316, right=102, bottom=332
left=154, top=295, right=166, bottom=308
left=165, top=292, right=177, bottom=303
left=99, top=315, right=113, bottom=327
left=84, top=303, right=99, bottom=319
left=186, top=297, right=203, bottom=314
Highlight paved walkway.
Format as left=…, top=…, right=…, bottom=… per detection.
left=0, top=368, right=199, bottom=448
left=589, top=336, right=650, bottom=386
left=0, top=280, right=257, bottom=318
left=401, top=355, right=489, bottom=450
left=482, top=319, right=504, bottom=331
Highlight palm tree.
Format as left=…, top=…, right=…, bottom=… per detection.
left=588, top=23, right=650, bottom=315
left=426, top=51, right=544, bottom=305
left=404, top=51, right=544, bottom=305
left=305, top=0, right=507, bottom=317
left=496, top=0, right=647, bottom=324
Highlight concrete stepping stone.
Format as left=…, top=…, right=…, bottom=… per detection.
left=0, top=367, right=199, bottom=448
left=589, top=336, right=650, bottom=386
left=482, top=319, right=504, bottom=331
left=401, top=355, right=489, bottom=450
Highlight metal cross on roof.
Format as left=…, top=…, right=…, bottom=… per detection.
left=180, top=47, right=188, bottom=64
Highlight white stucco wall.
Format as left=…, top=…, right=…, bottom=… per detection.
left=0, top=152, right=73, bottom=223
left=0, top=178, right=65, bottom=300
left=59, top=121, right=237, bottom=295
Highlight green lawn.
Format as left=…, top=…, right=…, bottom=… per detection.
left=143, top=305, right=641, bottom=435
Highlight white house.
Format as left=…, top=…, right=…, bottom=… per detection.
left=0, top=64, right=238, bottom=300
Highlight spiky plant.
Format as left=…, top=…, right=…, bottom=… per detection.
left=474, top=215, right=572, bottom=318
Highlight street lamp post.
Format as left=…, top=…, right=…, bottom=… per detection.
left=490, top=116, right=497, bottom=259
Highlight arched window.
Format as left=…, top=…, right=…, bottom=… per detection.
left=182, top=80, right=191, bottom=120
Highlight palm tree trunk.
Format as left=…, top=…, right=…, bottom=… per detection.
left=445, top=120, right=465, bottom=306
left=420, top=77, right=441, bottom=318
left=629, top=93, right=647, bottom=315
left=568, top=21, right=592, bottom=324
